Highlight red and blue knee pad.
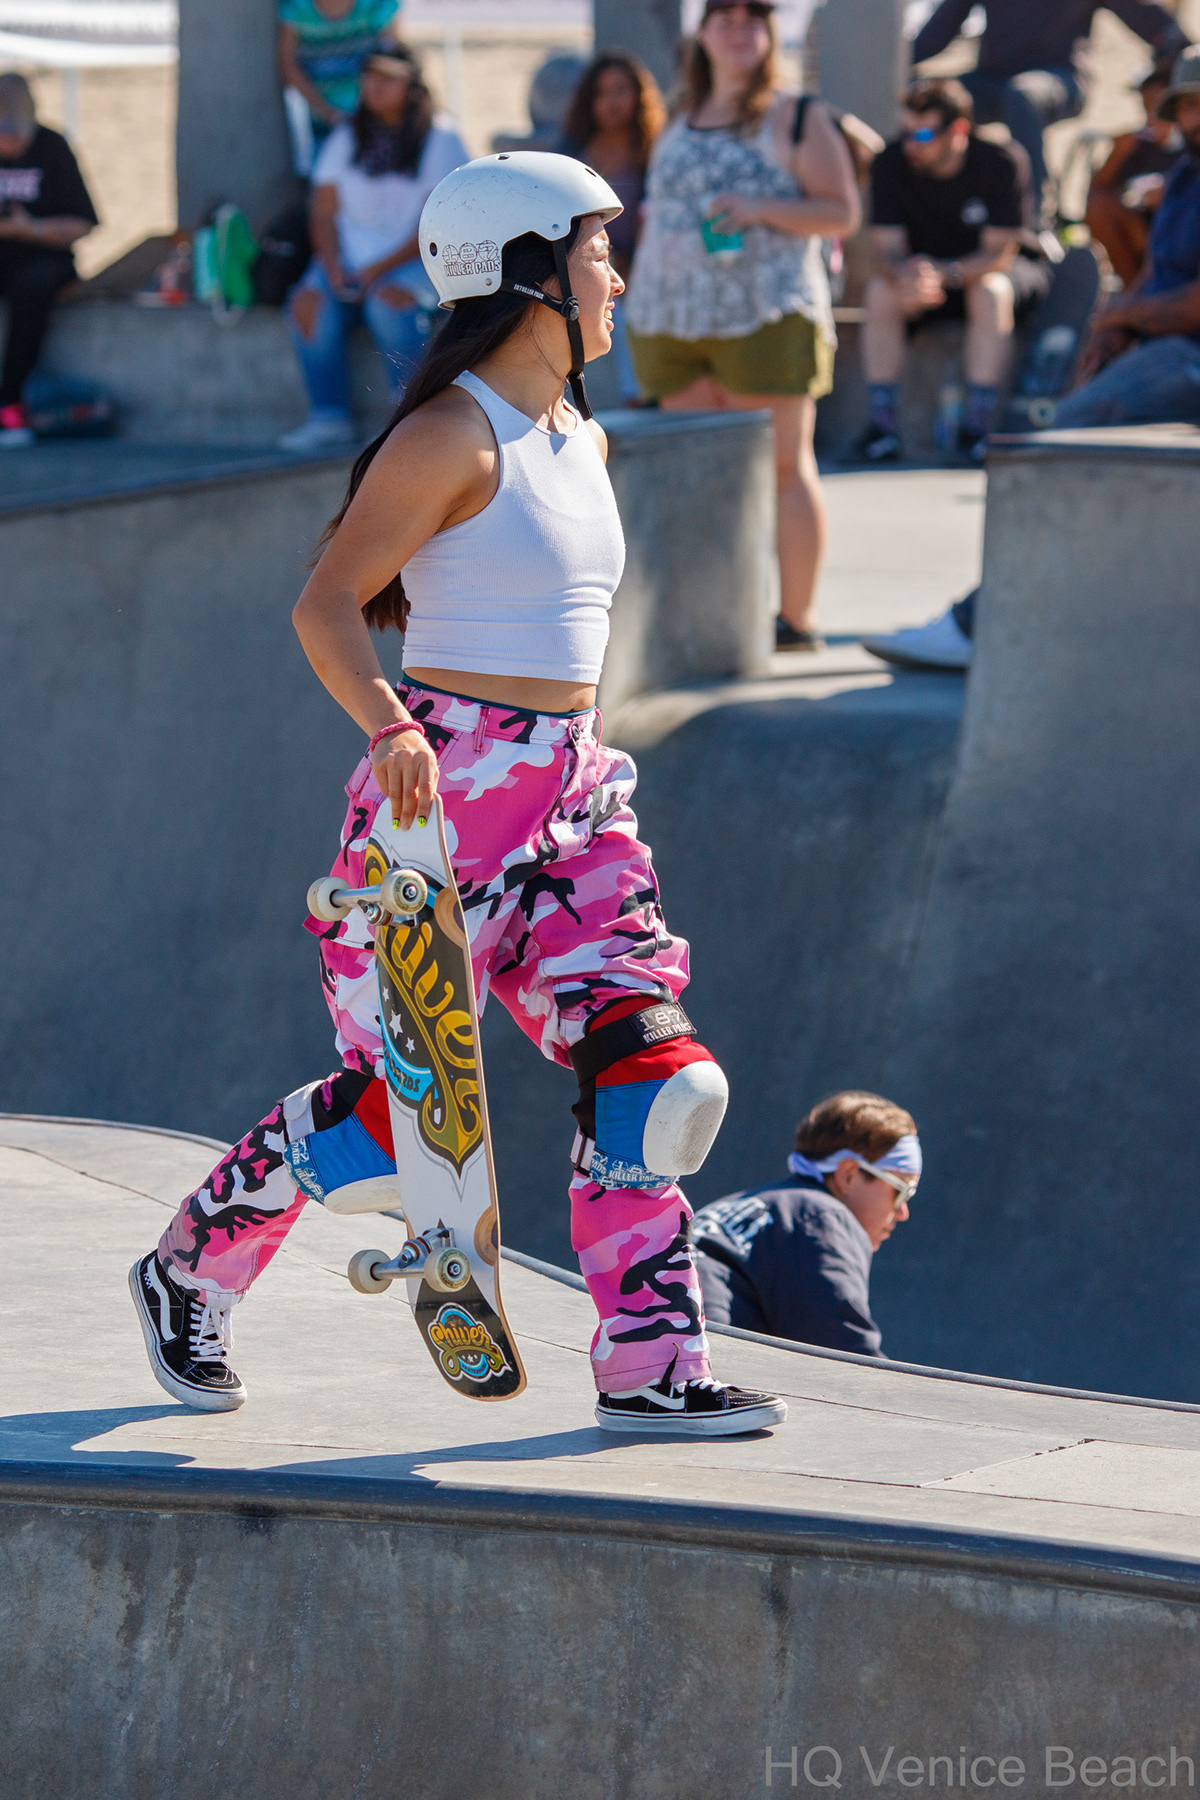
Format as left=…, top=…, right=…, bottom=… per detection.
left=568, top=997, right=729, bottom=1189
left=282, top=1070, right=399, bottom=1213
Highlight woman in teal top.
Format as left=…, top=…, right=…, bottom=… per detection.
left=279, top=0, right=401, bottom=145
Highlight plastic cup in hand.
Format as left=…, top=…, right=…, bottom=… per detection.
left=700, top=197, right=743, bottom=262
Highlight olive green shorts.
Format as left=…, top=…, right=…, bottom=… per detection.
left=627, top=311, right=834, bottom=401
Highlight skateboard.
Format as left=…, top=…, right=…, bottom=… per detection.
left=307, top=796, right=527, bottom=1401
left=1000, top=245, right=1101, bottom=432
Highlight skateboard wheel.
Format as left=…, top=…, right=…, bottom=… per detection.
left=379, top=867, right=428, bottom=917
left=347, top=1249, right=392, bottom=1295
left=308, top=876, right=351, bottom=922
left=425, top=1247, right=471, bottom=1293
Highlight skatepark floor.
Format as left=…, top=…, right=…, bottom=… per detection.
left=6, top=1115, right=1200, bottom=1578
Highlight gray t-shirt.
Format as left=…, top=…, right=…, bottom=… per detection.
left=691, top=1179, right=882, bottom=1357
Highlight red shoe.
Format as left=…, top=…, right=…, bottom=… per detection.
left=0, top=402, right=34, bottom=446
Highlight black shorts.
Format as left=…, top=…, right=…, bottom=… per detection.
left=906, top=256, right=1051, bottom=335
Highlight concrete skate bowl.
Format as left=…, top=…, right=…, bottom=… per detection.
left=484, top=428, right=1200, bottom=1406
left=4, top=1117, right=1200, bottom=1800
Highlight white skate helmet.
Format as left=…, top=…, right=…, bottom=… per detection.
left=418, top=151, right=623, bottom=418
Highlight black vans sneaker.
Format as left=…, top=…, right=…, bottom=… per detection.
left=596, top=1370, right=787, bottom=1436
left=129, top=1252, right=246, bottom=1411
left=850, top=421, right=904, bottom=464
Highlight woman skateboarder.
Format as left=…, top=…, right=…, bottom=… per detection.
left=131, top=152, right=785, bottom=1437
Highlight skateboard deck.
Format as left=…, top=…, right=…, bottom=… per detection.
left=1000, top=245, right=1101, bottom=431
left=310, top=795, right=526, bottom=1401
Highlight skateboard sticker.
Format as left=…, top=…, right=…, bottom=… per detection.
left=414, top=1279, right=523, bottom=1399
left=428, top=1300, right=509, bottom=1381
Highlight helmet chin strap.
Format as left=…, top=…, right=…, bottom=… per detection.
left=501, top=234, right=593, bottom=421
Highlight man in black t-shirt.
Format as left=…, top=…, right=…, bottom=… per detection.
left=0, top=73, right=98, bottom=446
left=855, top=78, right=1039, bottom=465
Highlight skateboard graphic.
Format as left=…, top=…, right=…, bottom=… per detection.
left=307, top=796, right=527, bottom=1401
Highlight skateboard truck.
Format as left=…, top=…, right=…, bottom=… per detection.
left=347, top=1227, right=471, bottom=1297
left=307, top=869, right=429, bottom=925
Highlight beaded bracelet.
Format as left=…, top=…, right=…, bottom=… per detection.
left=368, top=718, right=427, bottom=758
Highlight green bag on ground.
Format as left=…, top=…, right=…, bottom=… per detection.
left=193, top=204, right=258, bottom=314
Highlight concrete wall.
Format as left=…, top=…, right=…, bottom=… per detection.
left=600, top=410, right=775, bottom=712
left=176, top=0, right=295, bottom=232
left=3, top=1466, right=1199, bottom=1800
left=45, top=302, right=387, bottom=445
left=41, top=300, right=630, bottom=444
left=0, top=412, right=772, bottom=1143
left=818, top=0, right=907, bottom=138
left=593, top=0, right=682, bottom=93
left=876, top=430, right=1200, bottom=1401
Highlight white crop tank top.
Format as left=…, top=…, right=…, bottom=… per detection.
left=400, top=370, right=626, bottom=684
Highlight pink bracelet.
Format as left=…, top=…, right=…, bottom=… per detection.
left=368, top=718, right=427, bottom=758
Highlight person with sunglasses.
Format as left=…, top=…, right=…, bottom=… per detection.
left=690, top=1091, right=920, bottom=1356
left=854, top=78, right=1040, bottom=466
left=624, top=0, right=859, bottom=651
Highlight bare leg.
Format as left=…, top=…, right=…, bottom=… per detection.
left=963, top=271, right=1015, bottom=387
left=861, top=273, right=916, bottom=383
left=662, top=381, right=825, bottom=635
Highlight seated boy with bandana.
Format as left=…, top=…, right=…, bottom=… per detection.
left=689, top=1090, right=920, bottom=1357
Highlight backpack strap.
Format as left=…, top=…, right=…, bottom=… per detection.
left=791, top=94, right=813, bottom=146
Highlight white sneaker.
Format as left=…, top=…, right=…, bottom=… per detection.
left=862, top=608, right=972, bottom=672
left=277, top=415, right=357, bottom=452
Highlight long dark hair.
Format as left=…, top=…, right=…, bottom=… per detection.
left=319, top=223, right=582, bottom=633
left=561, top=53, right=667, bottom=171
left=352, top=42, right=434, bottom=176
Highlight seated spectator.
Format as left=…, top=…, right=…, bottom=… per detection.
left=1086, top=60, right=1180, bottom=288
left=691, top=1091, right=920, bottom=1357
left=911, top=0, right=1186, bottom=228
left=1049, top=46, right=1200, bottom=428
left=0, top=73, right=97, bottom=449
left=561, top=52, right=666, bottom=402
left=278, top=0, right=401, bottom=173
left=856, top=78, right=1045, bottom=465
left=279, top=43, right=468, bottom=453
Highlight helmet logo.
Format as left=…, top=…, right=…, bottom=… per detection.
left=441, top=239, right=501, bottom=280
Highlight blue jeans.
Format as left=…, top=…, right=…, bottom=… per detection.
left=1051, top=335, right=1200, bottom=428
left=286, top=256, right=436, bottom=420
left=962, top=67, right=1083, bottom=207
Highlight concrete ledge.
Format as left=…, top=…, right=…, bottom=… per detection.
left=8, top=1457, right=1200, bottom=1603
left=32, top=295, right=628, bottom=444
left=597, top=407, right=775, bottom=711
left=5, top=1120, right=1200, bottom=1800
left=878, top=423, right=1200, bottom=1399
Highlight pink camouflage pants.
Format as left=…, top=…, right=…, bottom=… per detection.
left=158, top=679, right=713, bottom=1392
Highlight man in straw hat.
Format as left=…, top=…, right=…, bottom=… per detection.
left=1051, top=45, right=1200, bottom=427
left=0, top=72, right=97, bottom=446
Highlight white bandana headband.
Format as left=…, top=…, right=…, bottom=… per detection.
left=788, top=1133, right=922, bottom=1187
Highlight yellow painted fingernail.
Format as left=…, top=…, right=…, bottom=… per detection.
left=392, top=818, right=401, bottom=830
left=417, top=815, right=427, bottom=828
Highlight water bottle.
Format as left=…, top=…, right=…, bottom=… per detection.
left=935, top=382, right=962, bottom=451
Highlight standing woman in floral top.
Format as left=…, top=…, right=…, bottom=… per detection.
left=625, top=0, right=858, bottom=650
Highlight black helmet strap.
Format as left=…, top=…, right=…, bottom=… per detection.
left=500, top=233, right=593, bottom=421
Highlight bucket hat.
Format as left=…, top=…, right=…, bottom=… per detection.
left=1157, top=45, right=1200, bottom=120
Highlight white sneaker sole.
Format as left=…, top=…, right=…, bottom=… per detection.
left=128, top=1260, right=246, bottom=1412
left=594, top=1397, right=787, bottom=1436
left=861, top=639, right=970, bottom=673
